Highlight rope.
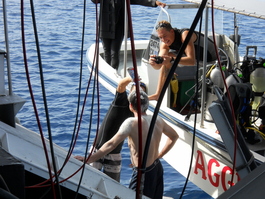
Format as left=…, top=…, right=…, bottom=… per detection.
left=140, top=1, right=209, bottom=199
left=21, top=0, right=58, bottom=197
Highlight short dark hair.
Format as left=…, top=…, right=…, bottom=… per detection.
left=128, top=90, right=149, bottom=113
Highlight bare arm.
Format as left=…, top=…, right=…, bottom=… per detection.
left=87, top=118, right=134, bottom=164
left=116, top=76, right=132, bottom=93
left=178, top=30, right=197, bottom=66
left=87, top=132, right=127, bottom=164
left=149, top=43, right=170, bottom=70
left=157, top=119, right=179, bottom=159
left=150, top=31, right=197, bottom=68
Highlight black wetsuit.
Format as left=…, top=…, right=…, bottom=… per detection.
left=93, top=91, right=133, bottom=181
left=92, top=0, right=158, bottom=69
left=169, top=28, right=217, bottom=62
left=96, top=91, right=132, bottom=151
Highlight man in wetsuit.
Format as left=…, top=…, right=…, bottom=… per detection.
left=85, top=90, right=179, bottom=199
left=75, top=76, right=146, bottom=182
left=148, top=20, right=217, bottom=100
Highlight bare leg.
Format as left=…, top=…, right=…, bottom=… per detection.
left=148, top=64, right=171, bottom=101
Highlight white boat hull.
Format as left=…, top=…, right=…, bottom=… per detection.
left=86, top=40, right=265, bottom=198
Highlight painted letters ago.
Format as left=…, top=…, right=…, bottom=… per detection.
left=194, top=150, right=240, bottom=192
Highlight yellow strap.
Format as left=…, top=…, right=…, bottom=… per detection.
left=170, top=74, right=179, bottom=107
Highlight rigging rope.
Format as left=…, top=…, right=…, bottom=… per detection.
left=21, top=0, right=59, bottom=198
left=179, top=13, right=203, bottom=199
left=123, top=0, right=144, bottom=198
left=23, top=1, right=97, bottom=198
left=139, top=1, right=208, bottom=198
left=210, top=0, right=238, bottom=186
left=28, top=2, right=63, bottom=196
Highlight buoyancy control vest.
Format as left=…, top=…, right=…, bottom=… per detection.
left=228, top=82, right=259, bottom=144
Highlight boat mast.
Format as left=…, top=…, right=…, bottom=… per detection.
left=123, top=0, right=128, bottom=77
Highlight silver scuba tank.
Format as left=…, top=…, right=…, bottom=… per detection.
left=250, top=67, right=265, bottom=109
left=205, top=66, right=226, bottom=121
left=210, top=66, right=225, bottom=89
left=224, top=73, right=242, bottom=93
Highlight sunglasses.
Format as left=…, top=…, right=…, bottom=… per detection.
left=132, top=82, right=147, bottom=90
left=155, top=22, right=172, bottom=30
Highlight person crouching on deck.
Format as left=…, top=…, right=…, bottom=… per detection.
left=148, top=20, right=217, bottom=101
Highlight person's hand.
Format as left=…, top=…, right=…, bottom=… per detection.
left=127, top=68, right=142, bottom=82
left=164, top=55, right=173, bottom=65
left=149, top=55, right=163, bottom=70
left=74, top=155, right=86, bottom=162
left=149, top=55, right=156, bottom=65
left=155, top=1, right=166, bottom=7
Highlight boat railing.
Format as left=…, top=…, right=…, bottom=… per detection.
left=0, top=1, right=26, bottom=127
left=1, top=1, right=12, bottom=95
left=0, top=50, right=6, bottom=96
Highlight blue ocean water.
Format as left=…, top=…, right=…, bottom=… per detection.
left=1, top=0, right=265, bottom=198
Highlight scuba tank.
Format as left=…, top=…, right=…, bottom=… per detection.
left=250, top=64, right=265, bottom=109
left=205, top=64, right=226, bottom=121
left=225, top=73, right=242, bottom=92
left=251, top=59, right=265, bottom=135
left=236, top=46, right=265, bottom=143
left=209, top=65, right=225, bottom=89
left=240, top=46, right=265, bottom=109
